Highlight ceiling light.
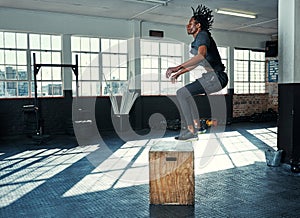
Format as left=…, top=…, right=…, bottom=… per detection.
left=215, top=8, right=257, bottom=19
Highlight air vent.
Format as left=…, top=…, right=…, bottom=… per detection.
left=149, top=30, right=164, bottom=38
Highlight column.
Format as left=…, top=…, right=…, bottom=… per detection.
left=277, top=0, right=300, bottom=163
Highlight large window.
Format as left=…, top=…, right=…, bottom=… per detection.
left=71, top=36, right=100, bottom=96
left=0, top=31, right=62, bottom=98
left=30, top=33, right=62, bottom=97
left=0, top=32, right=28, bottom=97
left=71, top=37, right=127, bottom=96
left=234, top=49, right=265, bottom=94
left=141, top=40, right=184, bottom=95
left=101, top=38, right=128, bottom=96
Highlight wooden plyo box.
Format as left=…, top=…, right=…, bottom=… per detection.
left=149, top=140, right=194, bottom=205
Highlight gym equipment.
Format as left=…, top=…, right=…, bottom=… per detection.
left=31, top=53, right=79, bottom=139
left=149, top=140, right=194, bottom=205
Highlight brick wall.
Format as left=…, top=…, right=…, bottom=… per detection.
left=233, top=94, right=267, bottom=118
left=266, top=81, right=278, bottom=112
left=233, top=91, right=278, bottom=118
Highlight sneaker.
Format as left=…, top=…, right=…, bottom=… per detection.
left=175, top=129, right=198, bottom=141
left=197, top=127, right=207, bottom=134
left=174, top=129, right=188, bottom=140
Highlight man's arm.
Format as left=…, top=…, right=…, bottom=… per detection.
left=166, top=45, right=207, bottom=78
left=169, top=65, right=197, bottom=83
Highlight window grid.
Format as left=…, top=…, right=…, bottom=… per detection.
left=141, top=40, right=184, bottom=95
left=71, top=36, right=100, bottom=96
left=30, top=33, right=62, bottom=97
left=0, top=32, right=29, bottom=97
left=234, top=49, right=265, bottom=94
left=71, top=37, right=128, bottom=96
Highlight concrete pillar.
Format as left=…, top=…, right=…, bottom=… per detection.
left=128, top=20, right=141, bottom=91
left=62, top=34, right=72, bottom=91
left=277, top=0, right=300, bottom=163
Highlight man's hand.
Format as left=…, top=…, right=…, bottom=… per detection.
left=170, top=72, right=180, bottom=84
left=166, top=66, right=181, bottom=78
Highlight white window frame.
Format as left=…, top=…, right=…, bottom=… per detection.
left=141, top=39, right=184, bottom=95
left=234, top=48, right=266, bottom=94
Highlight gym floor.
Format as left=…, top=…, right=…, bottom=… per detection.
left=0, top=121, right=299, bottom=218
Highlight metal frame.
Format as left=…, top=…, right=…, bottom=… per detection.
left=32, top=52, right=79, bottom=135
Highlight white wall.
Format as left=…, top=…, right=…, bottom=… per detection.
left=0, top=8, right=132, bottom=38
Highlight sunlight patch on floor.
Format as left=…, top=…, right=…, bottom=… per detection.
left=247, top=127, right=278, bottom=149
left=62, top=128, right=277, bottom=197
left=0, top=145, right=98, bottom=207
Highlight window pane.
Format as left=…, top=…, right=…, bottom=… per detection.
left=90, top=67, right=99, bottom=80
left=90, top=38, right=99, bottom=52
left=4, top=32, right=16, bottom=48
left=52, top=52, right=61, bottom=64
left=101, top=38, right=110, bottom=52
left=110, top=54, right=119, bottom=67
left=160, top=43, right=168, bottom=56
left=41, top=35, right=51, bottom=50
left=71, top=37, right=80, bottom=51
left=0, top=32, right=3, bottom=48
left=250, top=82, right=265, bottom=93
left=120, top=68, right=127, bottom=80
left=119, top=54, right=127, bottom=67
left=102, top=54, right=111, bottom=67
left=52, top=35, right=61, bottom=50
left=16, top=33, right=27, bottom=49
left=41, top=52, right=51, bottom=63
left=142, top=81, right=159, bottom=95
left=7, top=81, right=17, bottom=96
left=81, top=68, right=91, bottom=80
left=119, top=40, right=127, bottom=53
left=18, top=82, right=29, bottom=96
left=30, top=34, right=40, bottom=49
left=235, top=49, right=249, bottom=60
left=5, top=50, right=16, bottom=64
left=6, top=66, right=17, bottom=80
left=80, top=53, right=90, bottom=66
left=90, top=81, right=100, bottom=96
left=174, top=44, right=182, bottom=56
left=81, top=37, right=90, bottom=51
left=234, top=82, right=249, bottom=94
left=141, top=41, right=159, bottom=55
left=90, top=54, right=99, bottom=66
left=111, top=68, right=119, bottom=80
left=51, top=82, right=63, bottom=95
left=110, top=39, right=119, bottom=53
left=17, top=67, right=28, bottom=80
left=17, top=51, right=27, bottom=65
left=52, top=68, right=61, bottom=80
left=0, top=50, right=4, bottom=63
left=41, top=67, right=52, bottom=80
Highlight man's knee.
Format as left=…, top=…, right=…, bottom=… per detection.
left=176, top=87, right=190, bottom=99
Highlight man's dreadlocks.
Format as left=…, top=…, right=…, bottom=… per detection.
left=192, top=5, right=214, bottom=31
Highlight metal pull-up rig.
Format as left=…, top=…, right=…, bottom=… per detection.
left=32, top=52, right=79, bottom=137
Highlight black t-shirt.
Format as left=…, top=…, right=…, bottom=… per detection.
left=190, top=30, right=225, bottom=72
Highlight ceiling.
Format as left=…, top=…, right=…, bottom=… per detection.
left=0, top=0, right=278, bottom=36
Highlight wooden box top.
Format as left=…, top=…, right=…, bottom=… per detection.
left=149, top=140, right=193, bottom=152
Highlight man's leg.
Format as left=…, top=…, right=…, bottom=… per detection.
left=176, top=80, right=205, bottom=140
